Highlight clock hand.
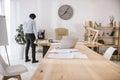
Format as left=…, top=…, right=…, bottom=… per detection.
left=61, top=7, right=69, bottom=16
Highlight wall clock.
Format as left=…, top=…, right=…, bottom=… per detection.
left=58, top=5, right=73, bottom=20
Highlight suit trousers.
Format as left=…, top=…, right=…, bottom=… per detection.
left=25, top=33, right=36, bottom=60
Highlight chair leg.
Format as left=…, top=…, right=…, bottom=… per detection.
left=2, top=74, right=22, bottom=80
left=17, top=75, right=22, bottom=80
left=2, top=76, right=7, bottom=80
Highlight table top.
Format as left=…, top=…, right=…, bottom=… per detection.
left=31, top=43, right=120, bottom=80
left=37, top=39, right=50, bottom=46
left=83, top=42, right=104, bottom=47
left=37, top=40, right=104, bottom=47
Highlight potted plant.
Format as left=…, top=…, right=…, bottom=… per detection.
left=15, top=24, right=26, bottom=59
left=15, top=24, right=26, bottom=44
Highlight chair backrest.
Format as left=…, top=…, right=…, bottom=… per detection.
left=55, top=28, right=68, bottom=40
left=0, top=54, right=8, bottom=75
left=103, top=47, right=116, bottom=60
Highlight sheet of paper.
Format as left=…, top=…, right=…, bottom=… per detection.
left=49, top=48, right=79, bottom=53
left=73, top=53, right=88, bottom=58
left=48, top=53, right=74, bottom=58
left=48, top=52, right=88, bottom=59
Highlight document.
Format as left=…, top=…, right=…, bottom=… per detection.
left=48, top=53, right=74, bottom=59
left=48, top=51, right=88, bottom=59
left=49, top=48, right=79, bottom=53
left=73, top=53, right=88, bottom=58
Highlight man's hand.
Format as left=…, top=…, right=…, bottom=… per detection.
left=36, top=38, right=38, bottom=43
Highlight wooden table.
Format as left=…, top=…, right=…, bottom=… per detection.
left=32, top=43, right=120, bottom=80
left=83, top=42, right=104, bottom=53
left=37, top=40, right=50, bottom=57
left=83, top=42, right=103, bottom=47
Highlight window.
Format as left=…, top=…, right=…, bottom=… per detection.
left=0, top=0, right=5, bottom=15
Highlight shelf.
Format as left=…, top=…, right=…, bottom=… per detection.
left=98, top=36, right=118, bottom=39
left=103, top=44, right=119, bottom=48
left=96, top=27, right=113, bottom=29
left=96, top=27, right=119, bottom=30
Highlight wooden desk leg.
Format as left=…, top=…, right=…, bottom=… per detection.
left=89, top=47, right=99, bottom=53
left=93, top=47, right=99, bottom=53
left=43, top=46, right=50, bottom=58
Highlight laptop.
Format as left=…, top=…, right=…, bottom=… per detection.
left=59, top=36, right=78, bottom=49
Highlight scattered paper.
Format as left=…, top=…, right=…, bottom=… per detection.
left=48, top=53, right=73, bottom=59
left=49, top=48, right=79, bottom=53
left=47, top=52, right=88, bottom=59
left=73, top=53, right=88, bottom=58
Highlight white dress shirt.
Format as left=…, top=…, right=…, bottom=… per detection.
left=23, top=18, right=37, bottom=39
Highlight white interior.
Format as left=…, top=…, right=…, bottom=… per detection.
left=1, top=0, right=120, bottom=59
left=0, top=0, right=120, bottom=79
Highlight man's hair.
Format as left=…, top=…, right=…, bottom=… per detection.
left=29, top=13, right=36, bottom=19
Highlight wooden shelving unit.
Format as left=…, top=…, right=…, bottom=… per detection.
left=96, top=26, right=120, bottom=60
left=84, top=21, right=120, bottom=60
left=118, top=24, right=120, bottom=60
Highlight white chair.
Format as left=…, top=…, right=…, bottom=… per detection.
left=0, top=54, right=28, bottom=80
left=103, top=47, right=116, bottom=60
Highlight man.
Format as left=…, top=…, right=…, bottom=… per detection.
left=23, top=13, right=38, bottom=63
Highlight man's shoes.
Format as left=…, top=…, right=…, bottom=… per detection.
left=32, top=60, right=39, bottom=63
left=25, top=59, right=31, bottom=62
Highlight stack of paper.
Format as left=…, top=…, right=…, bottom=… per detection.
left=48, top=53, right=73, bottom=59
left=73, top=53, right=88, bottom=58
left=49, top=49, right=79, bottom=53
left=48, top=49, right=88, bottom=59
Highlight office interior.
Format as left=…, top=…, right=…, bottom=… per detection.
left=0, top=0, right=120, bottom=80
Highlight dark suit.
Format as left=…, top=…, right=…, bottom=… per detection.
left=25, top=33, right=36, bottom=60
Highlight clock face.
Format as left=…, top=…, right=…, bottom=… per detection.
left=58, top=5, right=73, bottom=20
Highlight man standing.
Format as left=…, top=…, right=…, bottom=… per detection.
left=23, top=13, right=38, bottom=63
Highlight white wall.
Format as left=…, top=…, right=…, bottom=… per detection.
left=10, top=0, right=120, bottom=59
left=11, top=0, right=120, bottom=40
